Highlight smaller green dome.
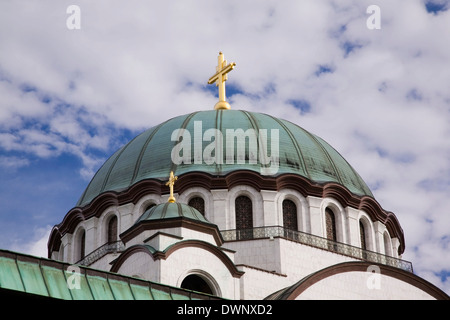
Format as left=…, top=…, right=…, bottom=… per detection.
left=136, top=202, right=210, bottom=224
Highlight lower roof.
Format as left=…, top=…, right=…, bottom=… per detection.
left=0, top=249, right=220, bottom=300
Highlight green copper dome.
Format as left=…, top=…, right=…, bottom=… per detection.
left=135, top=202, right=211, bottom=225
left=77, top=110, right=373, bottom=207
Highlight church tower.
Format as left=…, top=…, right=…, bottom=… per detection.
left=46, top=53, right=448, bottom=300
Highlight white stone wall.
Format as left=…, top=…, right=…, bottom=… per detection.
left=224, top=238, right=356, bottom=299
left=114, top=243, right=242, bottom=299
left=296, top=271, right=436, bottom=300
left=237, top=265, right=291, bottom=300
left=58, top=186, right=400, bottom=264
left=159, top=246, right=240, bottom=299
left=89, top=251, right=122, bottom=271
left=116, top=251, right=160, bottom=280
left=54, top=185, right=405, bottom=300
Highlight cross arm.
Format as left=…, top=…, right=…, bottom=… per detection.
left=207, top=62, right=236, bottom=84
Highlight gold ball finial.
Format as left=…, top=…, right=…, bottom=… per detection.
left=214, top=101, right=231, bottom=110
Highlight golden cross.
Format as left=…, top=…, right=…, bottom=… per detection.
left=165, top=171, right=178, bottom=203
left=208, top=52, right=236, bottom=110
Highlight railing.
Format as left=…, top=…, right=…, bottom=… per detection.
left=77, top=241, right=125, bottom=266
left=220, top=226, right=413, bottom=273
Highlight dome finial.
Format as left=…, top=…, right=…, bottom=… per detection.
left=207, top=51, right=236, bottom=110
left=165, top=171, right=178, bottom=203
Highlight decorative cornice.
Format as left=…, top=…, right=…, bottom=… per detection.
left=267, top=261, right=450, bottom=300
left=143, top=231, right=183, bottom=244
left=47, top=227, right=63, bottom=258
left=120, top=217, right=224, bottom=246
left=48, top=170, right=405, bottom=256
left=110, top=240, right=245, bottom=278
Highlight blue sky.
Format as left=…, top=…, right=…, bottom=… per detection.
left=0, top=0, right=449, bottom=295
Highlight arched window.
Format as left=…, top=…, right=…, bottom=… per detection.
left=383, top=232, right=392, bottom=256
left=79, top=230, right=86, bottom=261
left=283, top=199, right=298, bottom=231
left=181, top=275, right=213, bottom=295
left=359, top=220, right=369, bottom=259
left=235, top=195, right=253, bottom=239
left=188, top=197, right=205, bottom=216
left=325, top=208, right=337, bottom=242
left=325, top=208, right=337, bottom=251
left=107, top=215, right=118, bottom=244
left=359, top=221, right=367, bottom=250
left=145, top=203, right=156, bottom=212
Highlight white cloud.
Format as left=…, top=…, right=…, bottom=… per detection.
left=0, top=156, right=30, bottom=170
left=11, top=225, right=52, bottom=259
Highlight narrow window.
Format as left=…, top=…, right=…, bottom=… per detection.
left=360, top=220, right=369, bottom=260
left=108, top=215, right=118, bottom=244
left=235, top=195, right=253, bottom=239
left=325, top=208, right=337, bottom=252
left=188, top=197, right=205, bottom=216
left=79, top=230, right=86, bottom=260
left=283, top=199, right=298, bottom=231
left=359, top=221, right=367, bottom=250
left=325, top=208, right=337, bottom=242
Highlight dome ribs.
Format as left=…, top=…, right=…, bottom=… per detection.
left=169, top=111, right=199, bottom=177
left=130, top=121, right=168, bottom=186
left=270, top=116, right=310, bottom=179
left=76, top=111, right=375, bottom=208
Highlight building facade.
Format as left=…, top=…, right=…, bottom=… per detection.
left=46, top=109, right=448, bottom=300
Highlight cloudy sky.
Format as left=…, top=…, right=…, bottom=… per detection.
left=0, top=0, right=449, bottom=295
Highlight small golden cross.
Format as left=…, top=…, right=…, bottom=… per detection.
left=165, top=171, right=178, bottom=203
left=208, top=52, right=236, bottom=110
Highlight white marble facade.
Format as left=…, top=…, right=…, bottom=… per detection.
left=51, top=184, right=408, bottom=300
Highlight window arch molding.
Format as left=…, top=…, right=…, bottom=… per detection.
left=133, top=194, right=162, bottom=222
left=177, top=187, right=213, bottom=221
left=320, top=198, right=346, bottom=243
left=234, top=195, right=253, bottom=234
left=358, top=214, right=375, bottom=252
left=98, top=210, right=121, bottom=246
left=188, top=196, right=205, bottom=215
left=228, top=185, right=263, bottom=230
left=107, top=214, right=118, bottom=244
left=275, top=189, right=309, bottom=233
left=383, top=231, right=393, bottom=257
left=72, top=225, right=86, bottom=263
left=177, top=269, right=222, bottom=298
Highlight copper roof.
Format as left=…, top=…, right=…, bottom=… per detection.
left=77, top=110, right=373, bottom=207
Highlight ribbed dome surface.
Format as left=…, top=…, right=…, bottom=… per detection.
left=135, top=202, right=210, bottom=225
left=77, top=110, right=373, bottom=207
